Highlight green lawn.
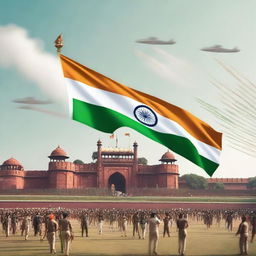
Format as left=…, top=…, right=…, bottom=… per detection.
left=0, top=195, right=255, bottom=203
left=0, top=219, right=255, bottom=256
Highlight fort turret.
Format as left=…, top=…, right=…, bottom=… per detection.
left=48, top=146, right=75, bottom=189
left=158, top=151, right=179, bottom=188
left=0, top=158, right=24, bottom=189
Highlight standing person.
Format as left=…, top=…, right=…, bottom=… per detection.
left=98, top=211, right=104, bottom=235
left=176, top=213, right=189, bottom=256
left=163, top=212, right=171, bottom=238
left=139, top=212, right=147, bottom=239
left=44, top=214, right=58, bottom=254
left=59, top=212, right=73, bottom=256
left=11, top=213, right=18, bottom=235
left=236, top=215, right=249, bottom=256
left=226, top=212, right=233, bottom=231
left=132, top=212, right=140, bottom=238
left=120, top=213, right=128, bottom=237
left=33, top=213, right=42, bottom=237
left=3, top=213, right=10, bottom=237
left=251, top=215, right=256, bottom=243
left=148, top=212, right=161, bottom=256
left=80, top=212, right=89, bottom=237
left=21, top=215, right=30, bottom=240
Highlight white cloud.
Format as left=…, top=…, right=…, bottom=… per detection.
left=0, top=24, right=67, bottom=102
left=135, top=46, right=205, bottom=88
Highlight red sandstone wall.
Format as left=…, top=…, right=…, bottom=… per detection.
left=76, top=173, right=97, bottom=188
left=0, top=176, right=24, bottom=190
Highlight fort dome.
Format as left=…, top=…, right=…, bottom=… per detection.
left=3, top=157, right=23, bottom=167
left=1, top=157, right=23, bottom=170
left=50, top=146, right=68, bottom=157
left=159, top=151, right=176, bottom=163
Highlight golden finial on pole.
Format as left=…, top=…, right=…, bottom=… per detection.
left=55, top=34, right=63, bottom=53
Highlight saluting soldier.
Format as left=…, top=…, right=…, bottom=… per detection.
left=176, top=213, right=189, bottom=256
left=59, top=212, right=73, bottom=256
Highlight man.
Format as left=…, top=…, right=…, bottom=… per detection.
left=176, top=213, right=189, bottom=256
left=33, top=213, right=42, bottom=238
left=139, top=212, right=147, bottom=239
left=251, top=215, right=256, bottom=243
left=163, top=212, right=171, bottom=238
left=148, top=212, right=161, bottom=256
left=80, top=212, right=89, bottom=237
left=3, top=213, right=10, bottom=237
left=236, top=215, right=249, bottom=255
left=59, top=212, right=73, bottom=256
left=44, top=214, right=58, bottom=254
left=11, top=213, right=18, bottom=235
left=98, top=211, right=104, bottom=235
left=226, top=212, right=233, bottom=231
left=132, top=212, right=140, bottom=238
left=120, top=213, right=128, bottom=237
left=21, top=215, right=30, bottom=240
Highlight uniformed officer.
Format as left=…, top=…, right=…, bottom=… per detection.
left=236, top=215, right=249, bottom=255
left=148, top=212, right=161, bottom=256
left=176, top=213, right=189, bottom=256
left=59, top=212, right=73, bottom=256
left=163, top=212, right=171, bottom=238
left=80, top=212, right=89, bottom=237
left=44, top=214, right=58, bottom=254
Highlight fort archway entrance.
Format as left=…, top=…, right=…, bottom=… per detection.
left=108, top=172, right=126, bottom=193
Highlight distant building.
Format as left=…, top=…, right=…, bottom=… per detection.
left=0, top=141, right=179, bottom=191
left=0, top=141, right=249, bottom=191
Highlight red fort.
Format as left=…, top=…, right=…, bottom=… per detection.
left=0, top=141, right=249, bottom=191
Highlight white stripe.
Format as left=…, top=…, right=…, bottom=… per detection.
left=65, top=78, right=221, bottom=164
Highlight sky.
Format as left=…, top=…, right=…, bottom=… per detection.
left=0, top=0, right=255, bottom=178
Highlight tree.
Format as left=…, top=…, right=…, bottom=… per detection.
left=247, top=177, right=256, bottom=189
left=73, top=159, right=84, bottom=164
left=92, top=151, right=98, bottom=161
left=181, top=174, right=208, bottom=189
left=213, top=182, right=225, bottom=190
left=138, top=157, right=148, bottom=165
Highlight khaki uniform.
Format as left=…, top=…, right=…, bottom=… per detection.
left=177, top=218, right=188, bottom=256
left=59, top=218, right=73, bottom=256
left=21, top=216, right=30, bottom=240
left=148, top=217, right=160, bottom=255
left=236, top=220, right=249, bottom=255
left=46, top=219, right=58, bottom=254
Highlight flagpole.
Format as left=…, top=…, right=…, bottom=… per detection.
left=54, top=34, right=64, bottom=55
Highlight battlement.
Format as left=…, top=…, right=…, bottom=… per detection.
left=23, top=171, right=48, bottom=177
left=74, top=163, right=97, bottom=172
left=48, top=161, right=75, bottom=172
left=0, top=170, right=24, bottom=177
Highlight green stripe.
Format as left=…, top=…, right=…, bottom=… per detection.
left=73, top=99, right=219, bottom=176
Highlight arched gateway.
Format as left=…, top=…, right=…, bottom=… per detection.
left=108, top=172, right=126, bottom=193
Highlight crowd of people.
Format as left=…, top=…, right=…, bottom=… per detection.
left=0, top=207, right=256, bottom=256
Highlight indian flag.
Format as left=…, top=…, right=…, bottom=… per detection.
left=60, top=54, right=222, bottom=176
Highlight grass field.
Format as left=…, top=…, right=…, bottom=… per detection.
left=0, top=195, right=256, bottom=203
left=1, top=219, right=256, bottom=256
